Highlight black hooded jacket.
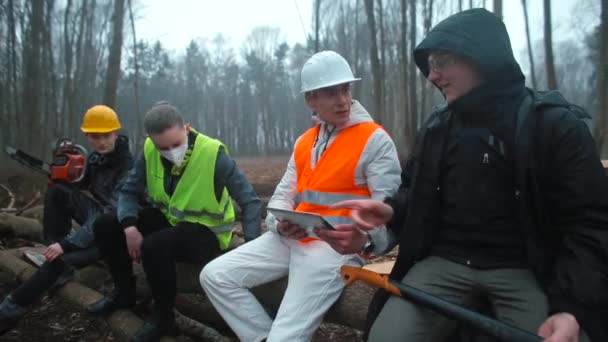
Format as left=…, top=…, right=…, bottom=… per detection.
left=419, top=9, right=529, bottom=268
left=368, top=8, right=608, bottom=341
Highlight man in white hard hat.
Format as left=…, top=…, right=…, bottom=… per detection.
left=200, top=50, right=401, bottom=341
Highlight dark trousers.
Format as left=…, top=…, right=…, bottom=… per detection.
left=93, top=208, right=221, bottom=312
left=11, top=247, right=100, bottom=306
left=42, top=183, right=100, bottom=243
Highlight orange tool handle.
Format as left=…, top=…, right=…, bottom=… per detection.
left=340, top=265, right=401, bottom=296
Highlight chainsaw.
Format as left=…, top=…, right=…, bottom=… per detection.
left=5, top=138, right=88, bottom=184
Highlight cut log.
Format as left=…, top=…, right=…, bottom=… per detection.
left=0, top=214, right=377, bottom=332
left=174, top=261, right=374, bottom=331
left=0, top=249, right=170, bottom=341
left=0, top=213, right=44, bottom=241
left=19, top=204, right=44, bottom=221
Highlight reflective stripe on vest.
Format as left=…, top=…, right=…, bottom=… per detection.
left=168, top=200, right=231, bottom=221
left=293, top=121, right=380, bottom=242
left=299, top=189, right=370, bottom=206
left=323, top=215, right=356, bottom=226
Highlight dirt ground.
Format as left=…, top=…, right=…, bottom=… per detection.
left=0, top=156, right=368, bottom=341
left=235, top=156, right=289, bottom=197
left=0, top=280, right=113, bottom=341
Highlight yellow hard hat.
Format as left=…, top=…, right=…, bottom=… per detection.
left=80, top=105, right=122, bottom=133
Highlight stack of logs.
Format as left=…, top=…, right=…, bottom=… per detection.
left=0, top=206, right=373, bottom=341
left=0, top=161, right=606, bottom=340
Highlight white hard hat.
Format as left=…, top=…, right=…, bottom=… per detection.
left=300, top=51, right=361, bottom=93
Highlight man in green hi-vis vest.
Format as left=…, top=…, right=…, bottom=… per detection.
left=87, top=101, right=262, bottom=342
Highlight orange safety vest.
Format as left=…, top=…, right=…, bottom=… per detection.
left=294, top=121, right=380, bottom=243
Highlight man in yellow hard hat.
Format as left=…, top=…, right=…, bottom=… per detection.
left=79, top=104, right=123, bottom=154
left=0, top=105, right=133, bottom=334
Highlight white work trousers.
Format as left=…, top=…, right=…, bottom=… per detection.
left=200, top=231, right=364, bottom=342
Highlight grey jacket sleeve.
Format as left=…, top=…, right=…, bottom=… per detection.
left=215, top=149, right=262, bottom=241
left=117, top=153, right=147, bottom=227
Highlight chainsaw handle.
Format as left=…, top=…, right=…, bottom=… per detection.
left=340, top=265, right=401, bottom=296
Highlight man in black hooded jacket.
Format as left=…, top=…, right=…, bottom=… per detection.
left=319, top=8, right=608, bottom=342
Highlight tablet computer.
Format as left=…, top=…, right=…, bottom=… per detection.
left=266, top=207, right=335, bottom=230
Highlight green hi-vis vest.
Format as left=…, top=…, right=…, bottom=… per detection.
left=144, top=131, right=235, bottom=250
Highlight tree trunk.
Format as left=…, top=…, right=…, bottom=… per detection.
left=407, top=0, right=418, bottom=154
left=61, top=0, right=74, bottom=137
left=420, top=0, right=433, bottom=118
left=401, top=0, right=409, bottom=151
left=521, top=0, right=537, bottom=89
left=543, top=0, right=558, bottom=89
left=353, top=0, right=363, bottom=102
left=493, top=0, right=502, bottom=19
left=76, top=0, right=97, bottom=128
left=378, top=0, right=387, bottom=125
left=43, top=0, right=57, bottom=154
left=127, top=0, right=142, bottom=148
left=6, top=0, right=19, bottom=145
left=364, top=0, right=384, bottom=124
left=314, top=0, right=322, bottom=52
left=595, top=0, right=608, bottom=156
left=103, top=0, right=126, bottom=108
left=69, top=0, right=88, bottom=136
left=21, top=0, right=45, bottom=153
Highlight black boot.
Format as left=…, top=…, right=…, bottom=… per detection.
left=0, top=295, right=28, bottom=335
left=87, top=276, right=135, bottom=316
left=132, top=309, right=176, bottom=342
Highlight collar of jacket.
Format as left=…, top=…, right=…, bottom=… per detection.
left=425, top=107, right=452, bottom=132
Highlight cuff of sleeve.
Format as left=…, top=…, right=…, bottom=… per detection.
left=121, top=217, right=137, bottom=230
left=58, top=239, right=75, bottom=253
left=265, top=213, right=279, bottom=234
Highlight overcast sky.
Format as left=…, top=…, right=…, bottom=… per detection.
left=135, top=0, right=599, bottom=63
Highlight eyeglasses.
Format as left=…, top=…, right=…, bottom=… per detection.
left=428, top=54, right=457, bottom=73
